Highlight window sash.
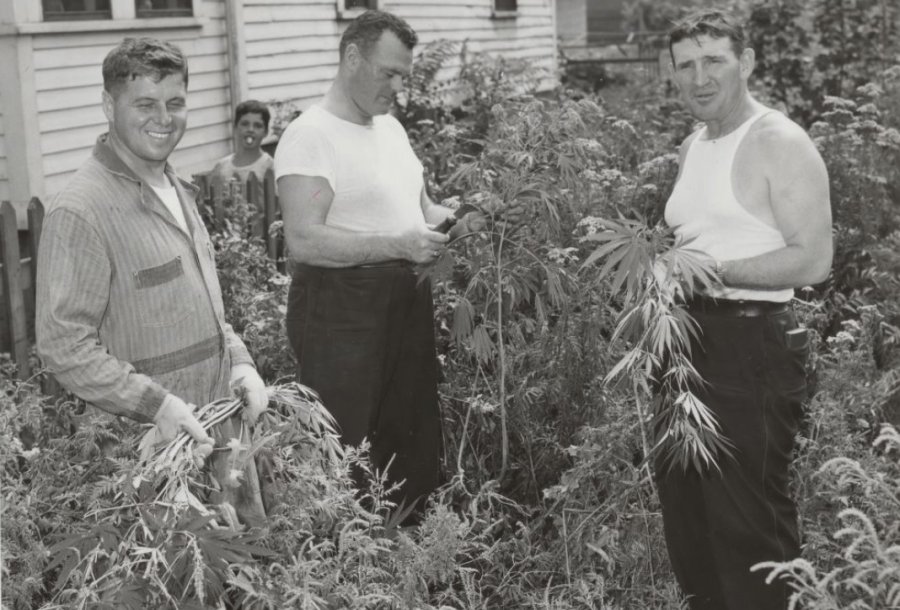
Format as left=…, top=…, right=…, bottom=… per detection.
left=42, top=0, right=112, bottom=21
left=135, top=0, right=192, bottom=18
left=42, top=0, right=193, bottom=21
left=344, top=0, right=378, bottom=8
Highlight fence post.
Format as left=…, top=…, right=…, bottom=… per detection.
left=246, top=173, right=265, bottom=240
left=27, top=197, right=61, bottom=395
left=209, top=179, right=226, bottom=230
left=264, top=169, right=279, bottom=262
left=196, top=173, right=210, bottom=202
left=27, top=197, right=43, bottom=292
left=0, top=201, right=31, bottom=378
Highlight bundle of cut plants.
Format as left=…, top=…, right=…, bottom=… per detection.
left=135, top=382, right=343, bottom=530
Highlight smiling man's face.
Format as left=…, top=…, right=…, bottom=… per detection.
left=671, top=34, right=751, bottom=124
left=103, top=72, right=187, bottom=172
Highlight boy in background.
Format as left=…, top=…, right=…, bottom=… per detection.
left=211, top=100, right=274, bottom=185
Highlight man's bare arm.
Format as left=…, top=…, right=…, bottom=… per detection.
left=278, top=174, right=448, bottom=267
left=420, top=187, right=455, bottom=227
left=720, top=123, right=833, bottom=289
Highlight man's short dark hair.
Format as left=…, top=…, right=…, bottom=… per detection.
left=234, top=100, right=271, bottom=130
left=668, top=9, right=747, bottom=62
left=339, top=10, right=418, bottom=60
left=103, top=37, right=189, bottom=96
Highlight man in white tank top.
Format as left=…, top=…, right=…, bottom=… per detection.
left=275, top=11, right=481, bottom=523
left=657, top=9, right=832, bottom=610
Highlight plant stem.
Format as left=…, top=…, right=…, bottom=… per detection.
left=633, top=374, right=656, bottom=495
left=633, top=376, right=650, bottom=465
left=456, top=396, right=474, bottom=478
left=496, top=224, right=509, bottom=482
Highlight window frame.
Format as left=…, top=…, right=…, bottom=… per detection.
left=41, top=0, right=112, bottom=22
left=335, top=0, right=381, bottom=21
left=30, top=0, right=202, bottom=32
left=135, top=0, right=193, bottom=20
left=491, top=0, right=519, bottom=19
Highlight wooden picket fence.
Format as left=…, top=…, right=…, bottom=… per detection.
left=193, top=169, right=284, bottom=265
left=0, top=198, right=50, bottom=383
left=0, top=171, right=283, bottom=381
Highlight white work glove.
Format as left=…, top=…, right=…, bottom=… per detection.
left=144, top=394, right=216, bottom=468
left=230, top=362, right=268, bottom=426
left=154, top=394, right=214, bottom=446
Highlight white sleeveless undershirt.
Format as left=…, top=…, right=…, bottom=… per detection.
left=665, top=110, right=793, bottom=302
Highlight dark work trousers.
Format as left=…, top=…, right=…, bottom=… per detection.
left=655, top=307, right=808, bottom=610
left=286, top=263, right=442, bottom=517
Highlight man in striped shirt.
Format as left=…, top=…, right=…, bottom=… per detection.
left=36, top=38, right=268, bottom=523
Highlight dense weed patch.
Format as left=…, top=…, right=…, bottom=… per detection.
left=4, top=8, right=900, bottom=607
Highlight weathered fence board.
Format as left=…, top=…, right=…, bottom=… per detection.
left=196, top=169, right=284, bottom=270
left=0, top=201, right=32, bottom=378
left=264, top=169, right=281, bottom=264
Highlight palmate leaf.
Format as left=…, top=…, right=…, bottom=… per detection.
left=470, top=324, right=496, bottom=364
left=105, top=576, right=150, bottom=610
left=581, top=215, right=661, bottom=303
left=583, top=216, right=734, bottom=472
left=652, top=391, right=735, bottom=473
left=47, top=523, right=122, bottom=593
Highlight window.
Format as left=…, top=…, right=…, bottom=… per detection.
left=336, top=0, right=380, bottom=20
left=42, top=0, right=112, bottom=21
left=492, top=0, right=518, bottom=18
left=136, top=0, right=192, bottom=18
left=41, top=0, right=193, bottom=22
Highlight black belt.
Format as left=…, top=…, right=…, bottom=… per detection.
left=294, top=260, right=411, bottom=274
left=687, top=295, right=791, bottom=318
left=356, top=259, right=412, bottom=269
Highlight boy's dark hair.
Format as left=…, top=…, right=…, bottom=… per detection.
left=339, top=10, right=418, bottom=60
left=668, top=9, right=747, bottom=62
left=103, top=37, right=188, bottom=95
left=234, top=100, right=271, bottom=131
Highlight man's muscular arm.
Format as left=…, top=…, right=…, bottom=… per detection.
left=719, top=121, right=832, bottom=290
left=278, top=174, right=448, bottom=268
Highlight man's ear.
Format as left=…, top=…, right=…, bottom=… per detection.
left=101, top=89, right=115, bottom=123
left=739, top=47, right=756, bottom=78
left=345, top=42, right=363, bottom=71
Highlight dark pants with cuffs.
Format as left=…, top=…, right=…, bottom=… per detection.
left=286, top=262, right=442, bottom=516
left=655, top=302, right=808, bottom=610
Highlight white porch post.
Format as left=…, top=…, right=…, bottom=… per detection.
left=224, top=0, right=249, bottom=125
left=0, top=0, right=45, bottom=226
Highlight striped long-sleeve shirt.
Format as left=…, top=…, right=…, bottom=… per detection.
left=36, top=134, right=254, bottom=422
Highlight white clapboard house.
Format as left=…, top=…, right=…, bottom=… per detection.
left=0, top=0, right=558, bottom=221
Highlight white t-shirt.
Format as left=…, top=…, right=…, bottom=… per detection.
left=274, top=104, right=426, bottom=233
left=150, top=177, right=189, bottom=233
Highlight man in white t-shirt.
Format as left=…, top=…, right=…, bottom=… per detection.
left=275, top=10, right=478, bottom=520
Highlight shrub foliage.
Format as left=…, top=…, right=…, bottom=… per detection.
left=4, top=7, right=900, bottom=608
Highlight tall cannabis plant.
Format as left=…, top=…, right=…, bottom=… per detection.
left=581, top=213, right=733, bottom=473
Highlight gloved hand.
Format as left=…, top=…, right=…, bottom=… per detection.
left=230, top=362, right=268, bottom=426
left=154, top=394, right=215, bottom=447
